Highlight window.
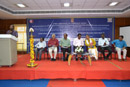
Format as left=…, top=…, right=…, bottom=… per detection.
left=14, top=24, right=27, bottom=51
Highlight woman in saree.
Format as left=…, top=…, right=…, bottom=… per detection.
left=85, top=35, right=98, bottom=60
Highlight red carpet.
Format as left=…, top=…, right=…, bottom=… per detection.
left=47, top=79, right=106, bottom=87
left=0, top=54, right=130, bottom=80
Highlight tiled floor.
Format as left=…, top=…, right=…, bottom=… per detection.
left=0, top=79, right=130, bottom=87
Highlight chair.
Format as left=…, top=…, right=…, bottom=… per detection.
left=83, top=46, right=88, bottom=60
left=47, top=46, right=60, bottom=60
left=72, top=46, right=77, bottom=60
left=42, top=47, right=49, bottom=60
left=111, top=45, right=127, bottom=60
left=34, top=47, right=47, bottom=60
left=60, top=46, right=71, bottom=60
left=111, top=45, right=117, bottom=60
left=86, top=46, right=101, bottom=61
left=97, top=46, right=103, bottom=60
left=97, top=46, right=112, bottom=60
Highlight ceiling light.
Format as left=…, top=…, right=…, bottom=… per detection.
left=16, top=4, right=26, bottom=8
left=64, top=3, right=70, bottom=7
left=109, top=2, right=119, bottom=6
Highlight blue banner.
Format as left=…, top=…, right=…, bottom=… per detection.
left=27, top=18, right=114, bottom=53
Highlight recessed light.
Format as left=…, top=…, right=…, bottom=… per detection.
left=16, top=4, right=26, bottom=8
left=109, top=2, right=119, bottom=6
left=64, top=2, right=70, bottom=7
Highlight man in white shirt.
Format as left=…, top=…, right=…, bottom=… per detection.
left=35, top=38, right=46, bottom=60
left=98, top=33, right=112, bottom=60
left=73, top=33, right=84, bottom=60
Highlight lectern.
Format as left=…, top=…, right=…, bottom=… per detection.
left=0, top=34, right=18, bottom=66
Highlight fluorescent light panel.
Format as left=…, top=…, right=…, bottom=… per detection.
left=64, top=2, right=70, bottom=7
left=16, top=4, right=26, bottom=8
left=109, top=2, right=119, bottom=6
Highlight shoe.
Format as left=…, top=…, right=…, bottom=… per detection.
left=80, top=58, right=83, bottom=61
left=66, top=58, right=68, bottom=61
left=35, top=58, right=38, bottom=61
left=93, top=58, right=96, bottom=61
left=76, top=58, right=78, bottom=61
left=118, top=59, right=122, bottom=61
left=53, top=59, right=56, bottom=61
left=63, top=59, right=66, bottom=61
left=51, top=58, right=53, bottom=61
left=104, top=58, right=107, bottom=61
left=63, top=58, right=65, bottom=61
left=123, top=59, right=127, bottom=61
left=106, top=57, right=109, bottom=60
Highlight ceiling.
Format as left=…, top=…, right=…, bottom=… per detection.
left=0, top=0, right=130, bottom=19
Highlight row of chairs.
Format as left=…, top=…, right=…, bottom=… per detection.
left=35, top=45, right=124, bottom=60
left=98, top=45, right=127, bottom=60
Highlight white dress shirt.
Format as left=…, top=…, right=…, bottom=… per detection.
left=98, top=38, right=109, bottom=47
left=35, top=41, right=46, bottom=48
left=73, top=38, right=84, bottom=46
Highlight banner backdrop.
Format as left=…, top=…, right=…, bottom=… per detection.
left=27, top=18, right=114, bottom=53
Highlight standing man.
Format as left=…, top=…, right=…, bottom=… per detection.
left=98, top=33, right=112, bottom=60
left=6, top=24, right=18, bottom=37
left=73, top=33, right=84, bottom=61
left=112, top=35, right=127, bottom=61
left=35, top=38, right=46, bottom=60
left=48, top=34, right=59, bottom=61
left=60, top=33, right=71, bottom=61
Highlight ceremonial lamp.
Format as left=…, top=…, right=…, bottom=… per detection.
left=27, top=28, right=38, bottom=67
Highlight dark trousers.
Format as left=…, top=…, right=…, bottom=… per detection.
left=61, top=48, right=71, bottom=60
left=101, top=46, right=112, bottom=59
left=35, top=48, right=45, bottom=60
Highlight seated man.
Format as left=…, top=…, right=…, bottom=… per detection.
left=60, top=33, right=71, bottom=61
left=98, top=33, right=112, bottom=61
left=73, top=33, right=84, bottom=61
left=48, top=34, right=59, bottom=61
left=112, top=35, right=127, bottom=61
left=6, top=24, right=18, bottom=37
left=35, top=38, right=46, bottom=60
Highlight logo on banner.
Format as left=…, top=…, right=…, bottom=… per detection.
left=107, top=18, right=112, bottom=22
left=29, top=19, right=34, bottom=23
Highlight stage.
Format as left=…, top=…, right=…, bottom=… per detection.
left=0, top=54, right=130, bottom=80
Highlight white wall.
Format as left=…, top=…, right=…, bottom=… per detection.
left=120, top=26, right=130, bottom=47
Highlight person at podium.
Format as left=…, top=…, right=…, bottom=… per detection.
left=6, top=24, right=18, bottom=37
left=35, top=38, right=46, bottom=61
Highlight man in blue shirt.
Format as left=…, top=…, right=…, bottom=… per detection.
left=112, top=35, right=127, bottom=61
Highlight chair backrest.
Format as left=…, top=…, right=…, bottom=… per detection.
left=44, top=47, right=48, bottom=52
left=97, top=46, right=101, bottom=52
left=111, top=44, right=116, bottom=52
left=60, top=46, right=71, bottom=52
left=86, top=46, right=88, bottom=52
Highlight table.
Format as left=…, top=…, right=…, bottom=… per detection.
left=68, top=52, right=93, bottom=66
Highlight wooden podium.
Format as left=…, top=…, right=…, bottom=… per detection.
left=0, top=34, right=18, bottom=67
